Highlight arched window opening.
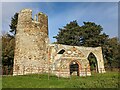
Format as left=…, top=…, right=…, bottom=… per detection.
left=88, top=52, right=98, bottom=72
left=57, top=49, right=65, bottom=54
left=69, top=61, right=79, bottom=76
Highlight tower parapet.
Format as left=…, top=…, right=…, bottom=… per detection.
left=18, top=9, right=32, bottom=24
left=17, top=9, right=48, bottom=36
left=38, top=12, right=48, bottom=35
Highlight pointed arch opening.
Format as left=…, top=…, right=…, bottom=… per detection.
left=69, top=60, right=80, bottom=76
left=87, top=52, right=98, bottom=72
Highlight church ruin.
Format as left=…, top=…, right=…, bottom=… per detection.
left=13, top=9, right=106, bottom=77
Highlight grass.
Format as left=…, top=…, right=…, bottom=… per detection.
left=2, top=71, right=119, bottom=88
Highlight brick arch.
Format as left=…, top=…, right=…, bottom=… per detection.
left=69, top=60, right=82, bottom=76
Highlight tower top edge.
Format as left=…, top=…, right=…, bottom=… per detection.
left=19, top=9, right=48, bottom=17
left=38, top=12, right=48, bottom=17
left=20, top=8, right=32, bottom=13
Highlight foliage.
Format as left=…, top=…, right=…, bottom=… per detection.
left=2, top=34, right=15, bottom=74
left=54, top=21, right=108, bottom=47
left=54, top=20, right=81, bottom=46
left=2, top=13, right=18, bottom=74
left=103, top=37, right=120, bottom=68
left=9, top=13, right=18, bottom=36
left=88, top=53, right=98, bottom=71
left=2, top=72, right=119, bottom=88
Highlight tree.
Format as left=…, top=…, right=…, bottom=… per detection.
left=2, top=13, right=18, bottom=74
left=9, top=13, right=18, bottom=36
left=80, top=22, right=108, bottom=47
left=104, top=37, right=119, bottom=69
left=53, top=20, right=81, bottom=46
left=2, top=34, right=15, bottom=74
left=54, top=21, right=108, bottom=47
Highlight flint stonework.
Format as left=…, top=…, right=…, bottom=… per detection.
left=13, top=9, right=106, bottom=77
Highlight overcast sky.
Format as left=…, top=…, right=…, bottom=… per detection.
left=2, top=2, right=118, bottom=43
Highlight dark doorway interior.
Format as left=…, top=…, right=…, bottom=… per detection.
left=70, top=61, right=79, bottom=76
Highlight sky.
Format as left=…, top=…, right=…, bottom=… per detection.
left=1, top=2, right=118, bottom=43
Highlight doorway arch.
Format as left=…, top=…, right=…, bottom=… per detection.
left=87, top=52, right=98, bottom=72
left=69, top=60, right=81, bottom=76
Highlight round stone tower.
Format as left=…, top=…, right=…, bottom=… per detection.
left=13, top=9, right=49, bottom=75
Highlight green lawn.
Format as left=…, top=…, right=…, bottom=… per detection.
left=2, top=71, right=119, bottom=88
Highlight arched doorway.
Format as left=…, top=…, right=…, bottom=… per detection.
left=69, top=60, right=80, bottom=76
left=87, top=52, right=98, bottom=72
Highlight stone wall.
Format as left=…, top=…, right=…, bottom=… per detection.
left=13, top=9, right=48, bottom=75
left=48, top=44, right=105, bottom=77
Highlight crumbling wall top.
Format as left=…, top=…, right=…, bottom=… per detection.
left=38, top=12, right=48, bottom=17
left=17, top=8, right=48, bottom=36
left=20, top=8, right=32, bottom=13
